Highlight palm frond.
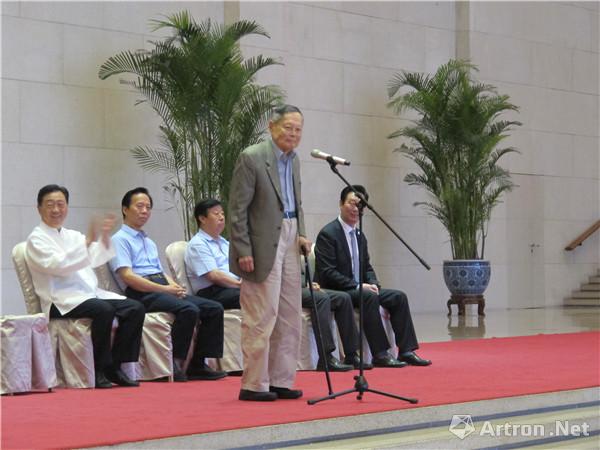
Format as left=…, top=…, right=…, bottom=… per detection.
left=100, top=11, right=281, bottom=238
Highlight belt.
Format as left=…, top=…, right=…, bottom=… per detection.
left=143, top=273, right=169, bottom=286
left=283, top=211, right=297, bottom=219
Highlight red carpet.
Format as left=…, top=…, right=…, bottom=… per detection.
left=2, top=332, right=598, bottom=449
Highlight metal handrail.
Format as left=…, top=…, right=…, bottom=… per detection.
left=565, top=220, right=600, bottom=251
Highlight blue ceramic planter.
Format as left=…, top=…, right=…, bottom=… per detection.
left=443, top=260, right=491, bottom=296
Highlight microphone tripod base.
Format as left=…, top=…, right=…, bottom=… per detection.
left=307, top=373, right=418, bottom=405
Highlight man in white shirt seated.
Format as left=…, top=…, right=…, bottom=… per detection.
left=25, top=184, right=145, bottom=389
left=185, top=199, right=241, bottom=309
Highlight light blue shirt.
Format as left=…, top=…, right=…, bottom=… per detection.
left=185, top=229, right=239, bottom=293
left=272, top=139, right=296, bottom=213
left=110, top=224, right=164, bottom=280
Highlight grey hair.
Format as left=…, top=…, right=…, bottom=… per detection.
left=271, top=104, right=303, bottom=123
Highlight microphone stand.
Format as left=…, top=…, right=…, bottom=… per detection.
left=303, top=252, right=334, bottom=396
left=308, top=159, right=426, bottom=405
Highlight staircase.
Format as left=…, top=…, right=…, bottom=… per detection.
left=565, top=269, right=600, bottom=306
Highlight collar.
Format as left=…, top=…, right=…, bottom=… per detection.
left=39, top=221, right=62, bottom=235
left=121, top=223, right=146, bottom=238
left=196, top=228, right=223, bottom=243
left=270, top=138, right=297, bottom=161
left=337, top=216, right=356, bottom=235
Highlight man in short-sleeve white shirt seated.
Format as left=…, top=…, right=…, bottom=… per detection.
left=185, top=199, right=241, bottom=310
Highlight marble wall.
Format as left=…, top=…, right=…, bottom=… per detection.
left=1, top=1, right=598, bottom=315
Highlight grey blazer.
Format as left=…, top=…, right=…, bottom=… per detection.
left=228, top=139, right=306, bottom=283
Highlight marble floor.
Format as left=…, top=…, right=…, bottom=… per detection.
left=413, top=306, right=600, bottom=344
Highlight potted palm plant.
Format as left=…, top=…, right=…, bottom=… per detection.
left=99, top=11, right=283, bottom=239
left=387, top=60, right=521, bottom=303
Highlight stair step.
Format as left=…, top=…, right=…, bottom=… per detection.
left=589, top=276, right=600, bottom=283
left=571, top=291, right=600, bottom=299
left=581, top=283, right=600, bottom=291
left=565, top=297, right=600, bottom=306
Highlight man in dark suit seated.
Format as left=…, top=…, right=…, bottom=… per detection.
left=302, top=280, right=362, bottom=372
left=314, top=185, right=431, bottom=368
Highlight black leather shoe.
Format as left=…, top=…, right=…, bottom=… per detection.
left=173, top=359, right=188, bottom=382
left=269, top=386, right=303, bottom=399
left=95, top=371, right=113, bottom=389
left=187, top=366, right=228, bottom=381
left=399, top=352, right=432, bottom=366
left=372, top=354, right=408, bottom=368
left=316, top=355, right=353, bottom=372
left=343, top=353, right=373, bottom=370
left=239, top=389, right=277, bottom=401
left=106, top=368, right=140, bottom=387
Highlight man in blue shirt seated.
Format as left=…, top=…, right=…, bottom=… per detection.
left=185, top=199, right=241, bottom=310
left=110, top=187, right=227, bottom=382
left=185, top=198, right=361, bottom=372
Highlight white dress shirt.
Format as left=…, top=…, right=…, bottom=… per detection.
left=25, top=222, right=124, bottom=318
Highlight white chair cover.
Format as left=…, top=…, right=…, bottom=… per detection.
left=1, top=314, right=57, bottom=394
left=49, top=318, right=96, bottom=388
left=12, top=242, right=96, bottom=388
left=164, top=241, right=232, bottom=371
left=300, top=245, right=341, bottom=370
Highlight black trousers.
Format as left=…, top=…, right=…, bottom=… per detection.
left=50, top=298, right=145, bottom=371
left=347, top=288, right=419, bottom=355
left=196, top=285, right=241, bottom=310
left=301, top=288, right=359, bottom=361
left=126, top=277, right=224, bottom=364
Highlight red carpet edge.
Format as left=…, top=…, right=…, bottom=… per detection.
left=2, top=331, right=598, bottom=449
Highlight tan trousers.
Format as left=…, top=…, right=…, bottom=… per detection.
left=240, top=218, right=302, bottom=392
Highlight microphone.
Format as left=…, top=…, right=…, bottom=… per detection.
left=311, top=149, right=351, bottom=166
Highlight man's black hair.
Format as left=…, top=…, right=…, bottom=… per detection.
left=37, top=184, right=69, bottom=206
left=194, top=198, right=222, bottom=227
left=121, top=187, right=153, bottom=218
left=340, top=184, right=368, bottom=204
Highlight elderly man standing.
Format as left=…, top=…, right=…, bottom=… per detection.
left=25, top=184, right=145, bottom=389
left=229, top=104, right=311, bottom=401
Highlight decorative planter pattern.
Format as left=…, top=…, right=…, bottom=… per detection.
left=443, top=260, right=491, bottom=296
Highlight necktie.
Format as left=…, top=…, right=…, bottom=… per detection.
left=350, top=229, right=359, bottom=283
